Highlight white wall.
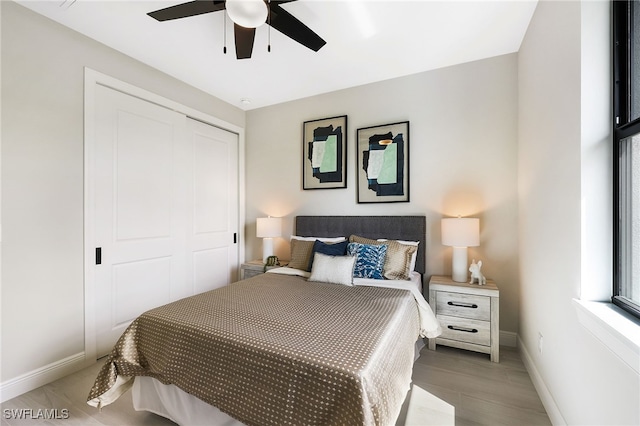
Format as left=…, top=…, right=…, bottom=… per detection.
left=245, top=54, right=520, bottom=335
left=518, top=1, right=639, bottom=424
left=0, top=1, right=244, bottom=391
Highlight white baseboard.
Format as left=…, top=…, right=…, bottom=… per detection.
left=500, top=330, right=517, bottom=347
left=0, top=352, right=92, bottom=403
left=518, top=339, right=566, bottom=426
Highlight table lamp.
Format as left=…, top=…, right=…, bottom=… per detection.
left=256, top=216, right=281, bottom=262
left=441, top=217, right=480, bottom=282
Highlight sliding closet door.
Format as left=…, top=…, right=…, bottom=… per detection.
left=92, top=85, right=238, bottom=356
left=185, top=118, right=239, bottom=295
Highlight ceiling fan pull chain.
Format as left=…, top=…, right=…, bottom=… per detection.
left=223, top=10, right=227, bottom=54
left=267, top=0, right=271, bottom=52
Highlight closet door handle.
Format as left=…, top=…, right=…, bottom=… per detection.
left=447, top=301, right=478, bottom=309
left=96, top=247, right=102, bottom=265
left=448, top=325, right=478, bottom=333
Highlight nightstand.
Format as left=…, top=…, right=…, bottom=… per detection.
left=428, top=275, right=500, bottom=362
left=240, top=260, right=281, bottom=280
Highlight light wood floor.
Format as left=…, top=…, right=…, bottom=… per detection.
left=1, top=345, right=550, bottom=426
left=397, top=345, right=551, bottom=425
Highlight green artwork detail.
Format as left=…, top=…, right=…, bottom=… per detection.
left=377, top=143, right=397, bottom=184
left=319, top=135, right=338, bottom=173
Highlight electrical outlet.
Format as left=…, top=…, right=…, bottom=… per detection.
left=538, top=332, right=543, bottom=354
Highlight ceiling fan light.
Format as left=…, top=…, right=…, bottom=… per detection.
left=226, top=0, right=268, bottom=29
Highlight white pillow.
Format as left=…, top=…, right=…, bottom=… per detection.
left=291, top=235, right=346, bottom=242
left=308, top=253, right=355, bottom=286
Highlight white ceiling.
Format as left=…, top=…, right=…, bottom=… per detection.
left=16, top=0, right=538, bottom=110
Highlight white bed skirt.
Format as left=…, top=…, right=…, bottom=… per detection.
left=132, top=375, right=245, bottom=426
left=132, top=338, right=425, bottom=426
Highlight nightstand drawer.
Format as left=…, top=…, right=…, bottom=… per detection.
left=242, top=269, right=264, bottom=279
left=436, top=291, right=490, bottom=321
left=437, top=314, right=491, bottom=346
left=240, top=261, right=282, bottom=280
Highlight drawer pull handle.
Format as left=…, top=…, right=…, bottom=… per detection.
left=448, top=325, right=479, bottom=333
left=448, top=301, right=478, bottom=309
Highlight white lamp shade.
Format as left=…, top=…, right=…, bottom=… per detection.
left=226, top=0, right=268, bottom=28
left=256, top=217, right=281, bottom=238
left=441, top=218, right=480, bottom=247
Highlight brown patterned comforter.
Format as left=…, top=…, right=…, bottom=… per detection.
left=87, top=273, right=421, bottom=425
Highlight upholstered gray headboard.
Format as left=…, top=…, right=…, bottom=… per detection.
left=295, top=216, right=426, bottom=275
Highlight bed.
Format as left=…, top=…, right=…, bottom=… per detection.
left=87, top=215, right=441, bottom=426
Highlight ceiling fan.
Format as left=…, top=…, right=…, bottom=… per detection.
left=148, top=0, right=326, bottom=59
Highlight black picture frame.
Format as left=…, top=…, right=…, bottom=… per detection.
left=356, top=121, right=410, bottom=203
left=302, top=115, right=347, bottom=190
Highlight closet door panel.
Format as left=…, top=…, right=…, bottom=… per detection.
left=186, top=118, right=239, bottom=293
left=114, top=111, right=173, bottom=241
left=93, top=84, right=186, bottom=356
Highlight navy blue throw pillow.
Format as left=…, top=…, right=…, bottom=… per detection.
left=307, top=240, right=349, bottom=271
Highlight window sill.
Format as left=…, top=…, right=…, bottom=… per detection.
left=573, top=299, right=640, bottom=374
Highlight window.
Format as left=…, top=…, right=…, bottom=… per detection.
left=613, top=0, right=640, bottom=319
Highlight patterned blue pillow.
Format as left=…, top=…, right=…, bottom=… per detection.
left=347, top=242, right=388, bottom=279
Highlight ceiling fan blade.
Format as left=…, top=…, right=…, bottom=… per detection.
left=148, top=0, right=225, bottom=22
left=268, top=2, right=326, bottom=52
left=234, top=24, right=256, bottom=59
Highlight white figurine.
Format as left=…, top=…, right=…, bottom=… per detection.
left=469, top=259, right=486, bottom=285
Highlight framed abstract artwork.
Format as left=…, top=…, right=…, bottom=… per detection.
left=356, top=121, right=410, bottom=203
left=303, top=115, right=347, bottom=190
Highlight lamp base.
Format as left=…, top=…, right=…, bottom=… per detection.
left=451, top=246, right=468, bottom=283
left=262, top=237, right=274, bottom=263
